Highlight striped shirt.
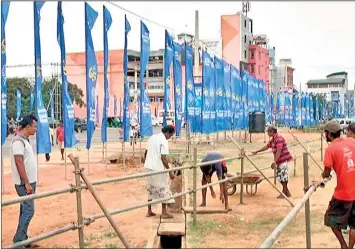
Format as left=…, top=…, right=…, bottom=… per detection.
left=267, top=133, right=292, bottom=164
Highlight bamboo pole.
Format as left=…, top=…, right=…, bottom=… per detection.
left=192, top=147, right=197, bottom=226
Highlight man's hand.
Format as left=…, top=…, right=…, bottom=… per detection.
left=25, top=183, right=33, bottom=195
left=169, top=172, right=175, bottom=180
left=252, top=151, right=258, bottom=155
left=220, top=194, right=225, bottom=204
left=271, top=162, right=277, bottom=169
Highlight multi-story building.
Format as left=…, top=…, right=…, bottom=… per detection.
left=272, top=59, right=295, bottom=100
left=221, top=12, right=253, bottom=70
left=248, top=34, right=270, bottom=91
left=306, top=71, right=350, bottom=117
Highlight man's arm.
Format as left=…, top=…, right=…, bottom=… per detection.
left=322, top=167, right=332, bottom=179
left=161, top=155, right=169, bottom=169
left=253, top=145, right=269, bottom=154
left=274, top=148, right=281, bottom=163
left=143, top=150, right=147, bottom=163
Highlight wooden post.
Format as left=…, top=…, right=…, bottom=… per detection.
left=240, top=149, right=245, bottom=205
left=320, top=132, right=324, bottom=161
left=303, top=152, right=312, bottom=248
left=192, top=147, right=197, bottom=226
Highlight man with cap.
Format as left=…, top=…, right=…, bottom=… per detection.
left=321, top=120, right=355, bottom=249
left=252, top=125, right=292, bottom=198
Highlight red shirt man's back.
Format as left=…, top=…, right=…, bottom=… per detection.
left=56, top=126, right=64, bottom=143
left=324, top=137, right=355, bottom=201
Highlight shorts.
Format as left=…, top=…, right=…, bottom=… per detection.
left=324, top=197, right=355, bottom=229
left=276, top=161, right=289, bottom=183
left=58, top=142, right=64, bottom=149
left=200, top=165, right=227, bottom=181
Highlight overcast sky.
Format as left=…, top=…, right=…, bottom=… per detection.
left=4, top=1, right=355, bottom=89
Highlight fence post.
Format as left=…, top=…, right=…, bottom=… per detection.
left=303, top=152, right=312, bottom=249
left=192, top=147, right=197, bottom=226
left=240, top=149, right=245, bottom=205
left=320, top=132, right=323, bottom=161
left=73, top=157, right=85, bottom=248
left=293, top=158, right=296, bottom=177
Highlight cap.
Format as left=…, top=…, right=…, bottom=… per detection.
left=320, top=120, right=342, bottom=133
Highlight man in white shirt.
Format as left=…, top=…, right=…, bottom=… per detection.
left=10, top=114, right=38, bottom=246
left=144, top=125, right=175, bottom=219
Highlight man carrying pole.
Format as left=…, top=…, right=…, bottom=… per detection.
left=320, top=120, right=355, bottom=249
left=252, top=125, right=292, bottom=198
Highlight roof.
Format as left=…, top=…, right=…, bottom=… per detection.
left=326, top=71, right=348, bottom=78
left=306, top=78, right=345, bottom=85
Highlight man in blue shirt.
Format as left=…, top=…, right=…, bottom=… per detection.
left=200, top=152, right=231, bottom=211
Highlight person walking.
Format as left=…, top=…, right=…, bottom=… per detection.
left=56, top=122, right=64, bottom=160
left=252, top=125, right=292, bottom=198
left=199, top=152, right=231, bottom=211
left=321, top=120, right=355, bottom=248
left=10, top=114, right=39, bottom=247
left=143, top=125, right=175, bottom=219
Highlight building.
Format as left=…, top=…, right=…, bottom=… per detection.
left=306, top=71, right=350, bottom=117
left=248, top=34, right=270, bottom=91
left=221, top=12, right=253, bottom=70
left=268, top=46, right=276, bottom=93
left=272, top=59, right=295, bottom=100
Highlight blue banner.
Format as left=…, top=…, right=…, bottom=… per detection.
left=16, top=89, right=21, bottom=120
left=30, top=89, right=35, bottom=113
left=101, top=6, right=112, bottom=143
left=84, top=2, right=98, bottom=149
left=172, top=42, right=183, bottom=136
left=57, top=1, right=77, bottom=148
left=185, top=42, right=196, bottom=133
left=114, top=95, right=117, bottom=116
left=1, top=1, right=10, bottom=145
left=230, top=65, right=241, bottom=129
left=163, top=30, right=174, bottom=126
left=49, top=89, right=54, bottom=118
left=140, top=21, right=153, bottom=137
left=241, top=70, right=249, bottom=129
left=201, top=51, right=215, bottom=134
left=292, top=92, right=299, bottom=127
left=194, top=83, right=202, bottom=133
left=123, top=15, right=131, bottom=142
left=223, top=61, right=231, bottom=130
left=214, top=56, right=224, bottom=132
left=34, top=1, right=51, bottom=154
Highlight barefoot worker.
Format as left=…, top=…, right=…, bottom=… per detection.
left=143, top=125, right=176, bottom=219
left=252, top=125, right=292, bottom=198
left=321, top=120, right=355, bottom=249
left=200, top=152, right=231, bottom=211
left=10, top=114, right=39, bottom=247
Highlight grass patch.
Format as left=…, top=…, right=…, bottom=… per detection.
left=247, top=216, right=284, bottom=231
left=188, top=219, right=222, bottom=246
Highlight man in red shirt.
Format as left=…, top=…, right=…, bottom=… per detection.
left=56, top=122, right=65, bottom=160
left=252, top=125, right=293, bottom=198
left=321, top=120, right=355, bottom=249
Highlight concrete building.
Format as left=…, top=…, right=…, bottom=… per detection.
left=221, top=12, right=253, bottom=70
left=306, top=71, right=349, bottom=117
left=269, top=46, right=276, bottom=93
left=248, top=34, right=270, bottom=91
left=272, top=59, right=295, bottom=100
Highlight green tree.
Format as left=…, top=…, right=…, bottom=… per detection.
left=6, top=77, right=85, bottom=120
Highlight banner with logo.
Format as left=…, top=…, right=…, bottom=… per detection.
left=123, top=15, right=131, bottom=142
left=34, top=1, right=51, bottom=154
left=241, top=70, right=249, bottom=129
left=185, top=42, right=196, bottom=133
left=230, top=65, right=240, bottom=129
left=140, top=21, right=153, bottom=137
left=292, top=92, right=299, bottom=127
left=201, top=50, right=214, bottom=134
left=223, top=61, right=231, bottom=130
left=163, top=30, right=174, bottom=126
left=193, top=83, right=202, bottom=133
left=16, top=89, right=21, bottom=120
left=1, top=1, right=10, bottom=145
left=57, top=1, right=77, bottom=148
left=101, top=6, right=112, bottom=143
left=49, top=89, right=54, bottom=118
left=214, top=56, right=224, bottom=132
left=172, top=41, right=182, bottom=136
left=84, top=2, right=98, bottom=149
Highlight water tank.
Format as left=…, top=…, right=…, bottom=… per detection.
left=249, top=112, right=266, bottom=133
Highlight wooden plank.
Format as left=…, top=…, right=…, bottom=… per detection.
left=160, top=213, right=185, bottom=224
left=158, top=223, right=186, bottom=236
left=183, top=206, right=228, bottom=214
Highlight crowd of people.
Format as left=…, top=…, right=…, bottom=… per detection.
left=7, top=113, right=355, bottom=248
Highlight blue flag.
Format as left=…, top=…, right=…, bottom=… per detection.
left=114, top=95, right=117, bottom=116
left=30, top=89, right=35, bottom=112
left=223, top=61, right=231, bottom=130
left=163, top=30, right=174, bottom=126
left=101, top=5, right=112, bottom=143
left=241, top=70, right=249, bottom=129
left=34, top=1, right=51, bottom=154
left=173, top=42, right=183, bottom=136
left=140, top=21, right=153, bottom=137
left=214, top=56, right=224, bottom=132
left=1, top=1, right=10, bottom=145
left=123, top=15, right=131, bottom=142
left=16, top=89, right=21, bottom=120
left=185, top=42, right=196, bottom=133
left=49, top=89, right=54, bottom=118
left=57, top=1, right=77, bottom=148
left=85, top=2, right=98, bottom=149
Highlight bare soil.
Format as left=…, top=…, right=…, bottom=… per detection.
left=1, top=129, right=343, bottom=248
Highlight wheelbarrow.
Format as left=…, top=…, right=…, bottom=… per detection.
left=225, top=172, right=275, bottom=196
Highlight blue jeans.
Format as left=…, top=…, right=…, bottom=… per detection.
left=13, top=182, right=36, bottom=243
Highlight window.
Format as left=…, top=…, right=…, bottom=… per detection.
left=244, top=35, right=247, bottom=44
left=251, top=64, right=255, bottom=73
left=244, top=20, right=247, bottom=28
left=244, top=50, right=247, bottom=59
left=251, top=51, right=254, bottom=59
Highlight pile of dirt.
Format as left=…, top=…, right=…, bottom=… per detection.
left=108, top=154, right=144, bottom=168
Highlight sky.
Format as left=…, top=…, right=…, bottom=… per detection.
left=3, top=1, right=355, bottom=89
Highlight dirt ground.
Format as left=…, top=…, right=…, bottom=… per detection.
left=1, top=128, right=343, bottom=248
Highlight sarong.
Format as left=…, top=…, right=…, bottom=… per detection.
left=146, top=169, right=175, bottom=204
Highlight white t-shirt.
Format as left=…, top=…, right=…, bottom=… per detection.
left=10, top=135, right=37, bottom=185
left=144, top=133, right=169, bottom=171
